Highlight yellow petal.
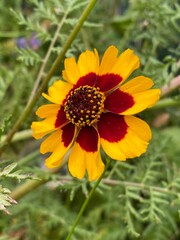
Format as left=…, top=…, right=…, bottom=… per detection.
left=116, top=132, right=149, bottom=159
left=31, top=116, right=57, bottom=139
left=77, top=49, right=99, bottom=76
left=63, top=57, right=80, bottom=84
left=68, top=142, right=86, bottom=179
left=111, top=49, right=140, bottom=82
left=120, top=76, right=154, bottom=94
left=42, top=80, right=73, bottom=105
left=45, top=146, right=64, bottom=168
left=86, top=152, right=104, bottom=181
left=62, top=70, right=69, bottom=82
left=121, top=89, right=161, bottom=115
left=40, top=129, right=61, bottom=154
left=125, top=115, right=152, bottom=142
left=45, top=124, right=77, bottom=168
left=69, top=142, right=104, bottom=181
left=36, top=104, right=60, bottom=118
left=99, top=45, right=119, bottom=75
left=100, top=138, right=127, bottom=160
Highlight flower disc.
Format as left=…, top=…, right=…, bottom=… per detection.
left=64, top=85, right=105, bottom=127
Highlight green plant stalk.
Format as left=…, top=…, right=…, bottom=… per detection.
left=3, top=0, right=97, bottom=146
left=10, top=159, right=109, bottom=203
left=18, top=150, right=40, bottom=166
left=66, top=161, right=110, bottom=240
left=10, top=179, right=47, bottom=200
left=0, top=129, right=32, bottom=148
left=55, top=176, right=179, bottom=196
left=10, top=167, right=177, bottom=202
left=151, top=98, right=180, bottom=110
left=27, top=7, right=70, bottom=105
left=10, top=165, right=63, bottom=200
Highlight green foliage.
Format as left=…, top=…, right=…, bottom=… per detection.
left=0, top=185, right=14, bottom=215
left=0, top=116, right=12, bottom=139
left=0, top=67, right=14, bottom=103
left=0, top=0, right=180, bottom=239
left=0, top=163, right=30, bottom=215
left=0, top=163, right=29, bottom=180
left=16, top=47, right=41, bottom=66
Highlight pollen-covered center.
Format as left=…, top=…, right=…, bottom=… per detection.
left=64, top=85, right=105, bottom=127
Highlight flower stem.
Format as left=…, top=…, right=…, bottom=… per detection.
left=66, top=161, right=110, bottom=240
left=3, top=0, right=97, bottom=148
left=10, top=165, right=64, bottom=200
left=151, top=98, right=180, bottom=110
left=27, top=7, right=70, bottom=105
left=10, top=179, right=48, bottom=200
left=0, top=129, right=32, bottom=148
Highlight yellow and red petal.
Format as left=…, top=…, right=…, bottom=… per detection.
left=77, top=49, right=99, bottom=76
left=97, top=112, right=128, bottom=143
left=98, top=113, right=151, bottom=160
left=75, top=73, right=123, bottom=93
left=104, top=89, right=134, bottom=113
left=98, top=45, right=119, bottom=75
left=75, top=47, right=123, bottom=92
left=120, top=89, right=161, bottom=115
left=42, top=80, right=73, bottom=105
left=111, top=49, right=140, bottom=83
left=45, top=123, right=76, bottom=168
left=68, top=126, right=104, bottom=181
left=62, top=57, right=81, bottom=84
left=36, top=104, right=60, bottom=119
left=54, top=106, right=68, bottom=128
left=114, top=116, right=152, bottom=159
left=97, top=113, right=128, bottom=160
left=31, top=106, right=67, bottom=139
left=105, top=75, right=160, bottom=115
left=64, top=50, right=99, bottom=88
left=96, top=74, right=123, bottom=92
left=63, top=48, right=99, bottom=85
left=31, top=116, right=58, bottom=140
left=75, top=72, right=97, bottom=88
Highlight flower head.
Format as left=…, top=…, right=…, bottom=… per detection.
left=31, top=46, right=160, bottom=181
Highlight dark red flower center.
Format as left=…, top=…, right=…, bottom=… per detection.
left=64, top=85, right=105, bottom=127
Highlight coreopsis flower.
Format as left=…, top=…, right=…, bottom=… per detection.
left=31, top=46, right=160, bottom=181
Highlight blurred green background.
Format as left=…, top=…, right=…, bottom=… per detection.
left=0, top=0, right=180, bottom=239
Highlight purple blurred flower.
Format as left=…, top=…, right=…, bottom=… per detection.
left=16, top=37, right=27, bottom=48
left=29, top=33, right=41, bottom=50
left=16, top=33, right=41, bottom=50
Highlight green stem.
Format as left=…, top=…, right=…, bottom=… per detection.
left=3, top=0, right=97, bottom=146
left=10, top=178, right=48, bottom=200
left=66, top=161, right=110, bottom=240
left=10, top=165, right=63, bottom=200
left=0, top=129, right=32, bottom=148
left=151, top=98, right=180, bottom=110
left=27, top=8, right=70, bottom=105
left=18, top=150, right=40, bottom=166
